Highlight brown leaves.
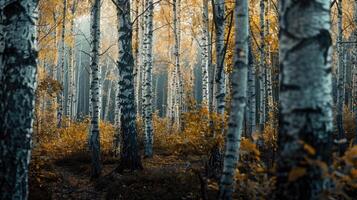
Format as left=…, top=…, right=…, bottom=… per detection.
left=288, top=167, right=306, bottom=182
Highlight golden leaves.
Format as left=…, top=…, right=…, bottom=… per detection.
left=303, top=143, right=316, bottom=156
left=288, top=167, right=306, bottom=182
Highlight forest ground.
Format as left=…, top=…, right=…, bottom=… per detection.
left=28, top=115, right=225, bottom=200
left=29, top=147, right=218, bottom=200
left=29, top=109, right=357, bottom=200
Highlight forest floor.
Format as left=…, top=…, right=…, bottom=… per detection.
left=29, top=148, right=219, bottom=200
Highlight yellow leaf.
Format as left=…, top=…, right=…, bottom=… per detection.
left=304, top=143, right=316, bottom=156
left=288, top=167, right=306, bottom=182
left=351, top=169, right=357, bottom=179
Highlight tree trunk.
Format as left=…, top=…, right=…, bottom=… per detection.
left=113, top=83, right=121, bottom=156
left=57, top=0, right=67, bottom=127
left=276, top=0, right=333, bottom=199
left=354, top=0, right=357, bottom=144
left=218, top=0, right=249, bottom=198
left=173, top=0, right=183, bottom=129
left=75, top=43, right=83, bottom=119
left=258, top=0, right=266, bottom=131
left=213, top=0, right=226, bottom=115
left=115, top=0, right=143, bottom=171
left=201, top=0, right=210, bottom=109
left=68, top=0, right=78, bottom=121
left=136, top=0, right=145, bottom=118
left=143, top=0, right=154, bottom=158
left=89, top=0, right=102, bottom=178
left=247, top=36, right=256, bottom=137
left=265, top=0, right=273, bottom=122
left=0, top=1, right=38, bottom=199
left=336, top=0, right=346, bottom=153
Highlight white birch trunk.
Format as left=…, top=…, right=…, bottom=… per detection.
left=173, top=0, right=183, bottom=129
left=115, top=0, right=143, bottom=170
left=201, top=0, right=210, bottom=109
left=213, top=0, right=226, bottom=115
left=258, top=0, right=266, bottom=131
left=276, top=0, right=333, bottom=198
left=218, top=0, right=249, bottom=197
left=143, top=0, right=154, bottom=157
left=89, top=0, right=102, bottom=178
left=57, top=0, right=67, bottom=127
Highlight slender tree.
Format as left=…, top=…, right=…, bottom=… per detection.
left=57, top=0, right=67, bottom=127
left=201, top=0, right=210, bottom=109
left=218, top=0, right=249, bottom=198
left=258, top=0, right=266, bottom=131
left=0, top=1, right=38, bottom=198
left=173, top=0, right=183, bottom=128
left=336, top=0, right=346, bottom=152
left=276, top=0, right=333, bottom=199
left=114, top=0, right=143, bottom=171
left=354, top=0, right=357, bottom=144
left=67, top=0, right=79, bottom=120
left=213, top=0, right=226, bottom=115
left=247, top=36, right=256, bottom=137
left=143, top=0, right=154, bottom=157
left=265, top=0, right=273, bottom=121
left=89, top=0, right=102, bottom=178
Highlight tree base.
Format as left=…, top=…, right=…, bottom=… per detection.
left=115, top=155, right=143, bottom=173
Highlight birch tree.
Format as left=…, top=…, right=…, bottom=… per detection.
left=336, top=0, right=346, bottom=151
left=213, top=0, right=226, bottom=115
left=173, top=0, right=183, bottom=128
left=67, top=0, right=78, bottom=120
left=114, top=0, right=143, bottom=171
left=354, top=0, right=357, bottom=144
left=218, top=0, right=249, bottom=197
left=0, top=1, right=38, bottom=198
left=201, top=0, right=210, bottom=109
left=276, top=0, right=333, bottom=199
left=89, top=0, right=102, bottom=178
left=247, top=36, right=256, bottom=136
left=265, top=0, right=273, bottom=121
left=57, top=0, right=67, bottom=127
left=143, top=0, right=154, bottom=158
left=258, top=0, right=266, bottom=131
left=135, top=0, right=144, bottom=117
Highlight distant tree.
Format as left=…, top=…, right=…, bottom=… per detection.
left=258, top=0, right=266, bottom=131
left=68, top=0, right=79, bottom=121
left=57, top=0, right=67, bottom=128
left=213, top=0, right=226, bottom=115
left=247, top=36, right=256, bottom=137
left=143, top=0, right=154, bottom=158
left=276, top=0, right=333, bottom=199
left=201, top=0, right=210, bottom=109
left=173, top=0, right=183, bottom=129
left=354, top=0, right=357, bottom=144
left=0, top=1, right=38, bottom=199
left=336, top=0, right=346, bottom=153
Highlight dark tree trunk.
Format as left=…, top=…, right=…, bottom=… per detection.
left=0, top=1, right=38, bottom=199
